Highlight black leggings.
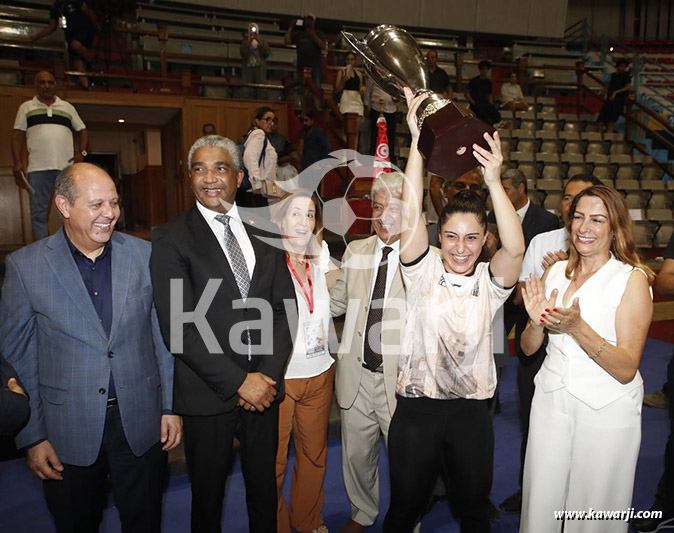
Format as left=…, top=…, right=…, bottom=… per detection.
left=383, top=396, right=494, bottom=533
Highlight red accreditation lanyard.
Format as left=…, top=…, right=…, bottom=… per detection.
left=286, top=255, right=314, bottom=314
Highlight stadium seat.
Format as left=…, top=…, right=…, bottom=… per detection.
left=582, top=132, right=605, bottom=155
left=633, top=221, right=655, bottom=248
left=536, top=130, right=560, bottom=154
left=646, top=209, right=674, bottom=222
left=641, top=165, right=664, bottom=180
left=654, top=223, right=674, bottom=247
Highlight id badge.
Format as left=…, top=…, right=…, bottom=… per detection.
left=303, top=319, right=326, bottom=358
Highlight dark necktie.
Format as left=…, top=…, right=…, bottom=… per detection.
left=215, top=214, right=252, bottom=358
left=363, top=246, right=393, bottom=371
left=215, top=214, right=250, bottom=299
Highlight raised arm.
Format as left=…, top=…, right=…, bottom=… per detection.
left=476, top=135, right=524, bottom=287
left=399, top=87, right=428, bottom=264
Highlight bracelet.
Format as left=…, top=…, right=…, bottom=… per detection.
left=590, top=338, right=607, bottom=359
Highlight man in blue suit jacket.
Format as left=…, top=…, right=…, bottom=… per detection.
left=0, top=163, right=181, bottom=533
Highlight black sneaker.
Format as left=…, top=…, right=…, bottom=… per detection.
left=632, top=511, right=674, bottom=533
left=499, top=490, right=522, bottom=514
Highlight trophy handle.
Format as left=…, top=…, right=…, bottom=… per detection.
left=340, top=32, right=380, bottom=71
left=341, top=31, right=405, bottom=99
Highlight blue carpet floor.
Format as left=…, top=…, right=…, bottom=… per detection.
left=1, top=337, right=672, bottom=532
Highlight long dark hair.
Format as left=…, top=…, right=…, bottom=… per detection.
left=438, top=190, right=490, bottom=264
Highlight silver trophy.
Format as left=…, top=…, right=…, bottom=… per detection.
left=342, top=24, right=494, bottom=180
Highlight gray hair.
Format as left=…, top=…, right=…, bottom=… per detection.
left=371, top=171, right=404, bottom=200
left=188, top=135, right=241, bottom=172
left=501, top=168, right=527, bottom=193
left=54, top=165, right=79, bottom=205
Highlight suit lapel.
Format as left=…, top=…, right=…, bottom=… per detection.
left=109, top=232, right=130, bottom=343
left=45, top=231, right=108, bottom=341
left=521, top=204, right=536, bottom=247
left=358, top=237, right=377, bottom=296
left=187, top=207, right=242, bottom=297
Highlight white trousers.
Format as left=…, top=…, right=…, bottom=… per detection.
left=520, top=385, right=642, bottom=533
left=340, top=369, right=392, bottom=526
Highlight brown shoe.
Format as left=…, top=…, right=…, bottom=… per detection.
left=644, top=390, right=670, bottom=409
left=339, top=519, right=366, bottom=533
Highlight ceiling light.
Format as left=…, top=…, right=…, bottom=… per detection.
left=118, top=118, right=125, bottom=123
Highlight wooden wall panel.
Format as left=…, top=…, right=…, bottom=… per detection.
left=0, top=167, right=27, bottom=247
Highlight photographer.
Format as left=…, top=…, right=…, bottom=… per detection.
left=285, top=14, right=326, bottom=90
left=240, top=23, right=270, bottom=100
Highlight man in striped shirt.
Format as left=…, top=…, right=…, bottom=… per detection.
left=12, top=71, right=88, bottom=240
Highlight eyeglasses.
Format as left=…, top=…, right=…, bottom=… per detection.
left=260, top=116, right=277, bottom=123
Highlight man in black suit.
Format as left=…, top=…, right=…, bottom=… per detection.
left=488, top=168, right=559, bottom=517
left=0, top=354, right=29, bottom=435
left=150, top=135, right=296, bottom=533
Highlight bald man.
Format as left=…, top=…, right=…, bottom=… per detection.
left=12, top=71, right=88, bottom=241
left=0, top=163, right=180, bottom=532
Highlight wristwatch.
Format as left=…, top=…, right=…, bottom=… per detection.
left=80, top=150, right=88, bottom=157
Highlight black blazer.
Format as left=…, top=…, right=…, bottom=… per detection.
left=488, top=201, right=560, bottom=249
left=150, top=206, right=296, bottom=416
left=520, top=202, right=560, bottom=249
left=0, top=354, right=30, bottom=435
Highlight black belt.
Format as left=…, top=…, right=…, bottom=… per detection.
left=107, top=397, right=118, bottom=407
left=362, top=364, right=384, bottom=374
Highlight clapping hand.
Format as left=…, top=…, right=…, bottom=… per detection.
left=521, top=274, right=558, bottom=325
left=544, top=298, right=582, bottom=335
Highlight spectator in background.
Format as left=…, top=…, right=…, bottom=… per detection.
left=242, top=106, right=279, bottom=208
left=285, top=14, right=325, bottom=91
left=365, top=76, right=398, bottom=164
left=12, top=71, right=88, bottom=241
left=598, top=58, right=631, bottom=133
left=500, top=72, right=528, bottom=111
left=202, top=123, right=216, bottom=136
left=270, top=117, right=301, bottom=171
left=240, top=23, right=270, bottom=100
left=336, top=52, right=365, bottom=133
left=30, top=1, right=99, bottom=89
left=466, top=60, right=502, bottom=126
left=426, top=50, right=454, bottom=99
left=0, top=354, right=30, bottom=436
left=300, top=111, right=332, bottom=171
left=426, top=169, right=483, bottom=248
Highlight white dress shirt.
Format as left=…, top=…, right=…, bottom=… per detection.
left=196, top=201, right=257, bottom=284
left=516, top=199, right=531, bottom=223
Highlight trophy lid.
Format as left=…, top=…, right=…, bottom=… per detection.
left=341, top=25, right=429, bottom=100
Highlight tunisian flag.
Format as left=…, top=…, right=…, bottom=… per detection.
left=373, top=114, right=391, bottom=178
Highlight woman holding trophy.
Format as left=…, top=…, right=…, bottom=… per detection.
left=381, top=87, right=524, bottom=532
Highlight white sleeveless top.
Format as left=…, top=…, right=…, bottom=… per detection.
left=536, top=257, right=647, bottom=410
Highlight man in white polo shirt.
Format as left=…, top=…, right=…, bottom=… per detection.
left=12, top=71, right=88, bottom=240
left=498, top=173, right=603, bottom=515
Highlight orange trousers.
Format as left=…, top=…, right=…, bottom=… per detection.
left=276, top=365, right=335, bottom=533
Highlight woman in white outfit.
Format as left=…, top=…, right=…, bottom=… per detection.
left=519, top=185, right=654, bottom=533
left=272, top=190, right=339, bottom=533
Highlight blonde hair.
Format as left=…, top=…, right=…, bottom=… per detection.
left=565, top=186, right=654, bottom=284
